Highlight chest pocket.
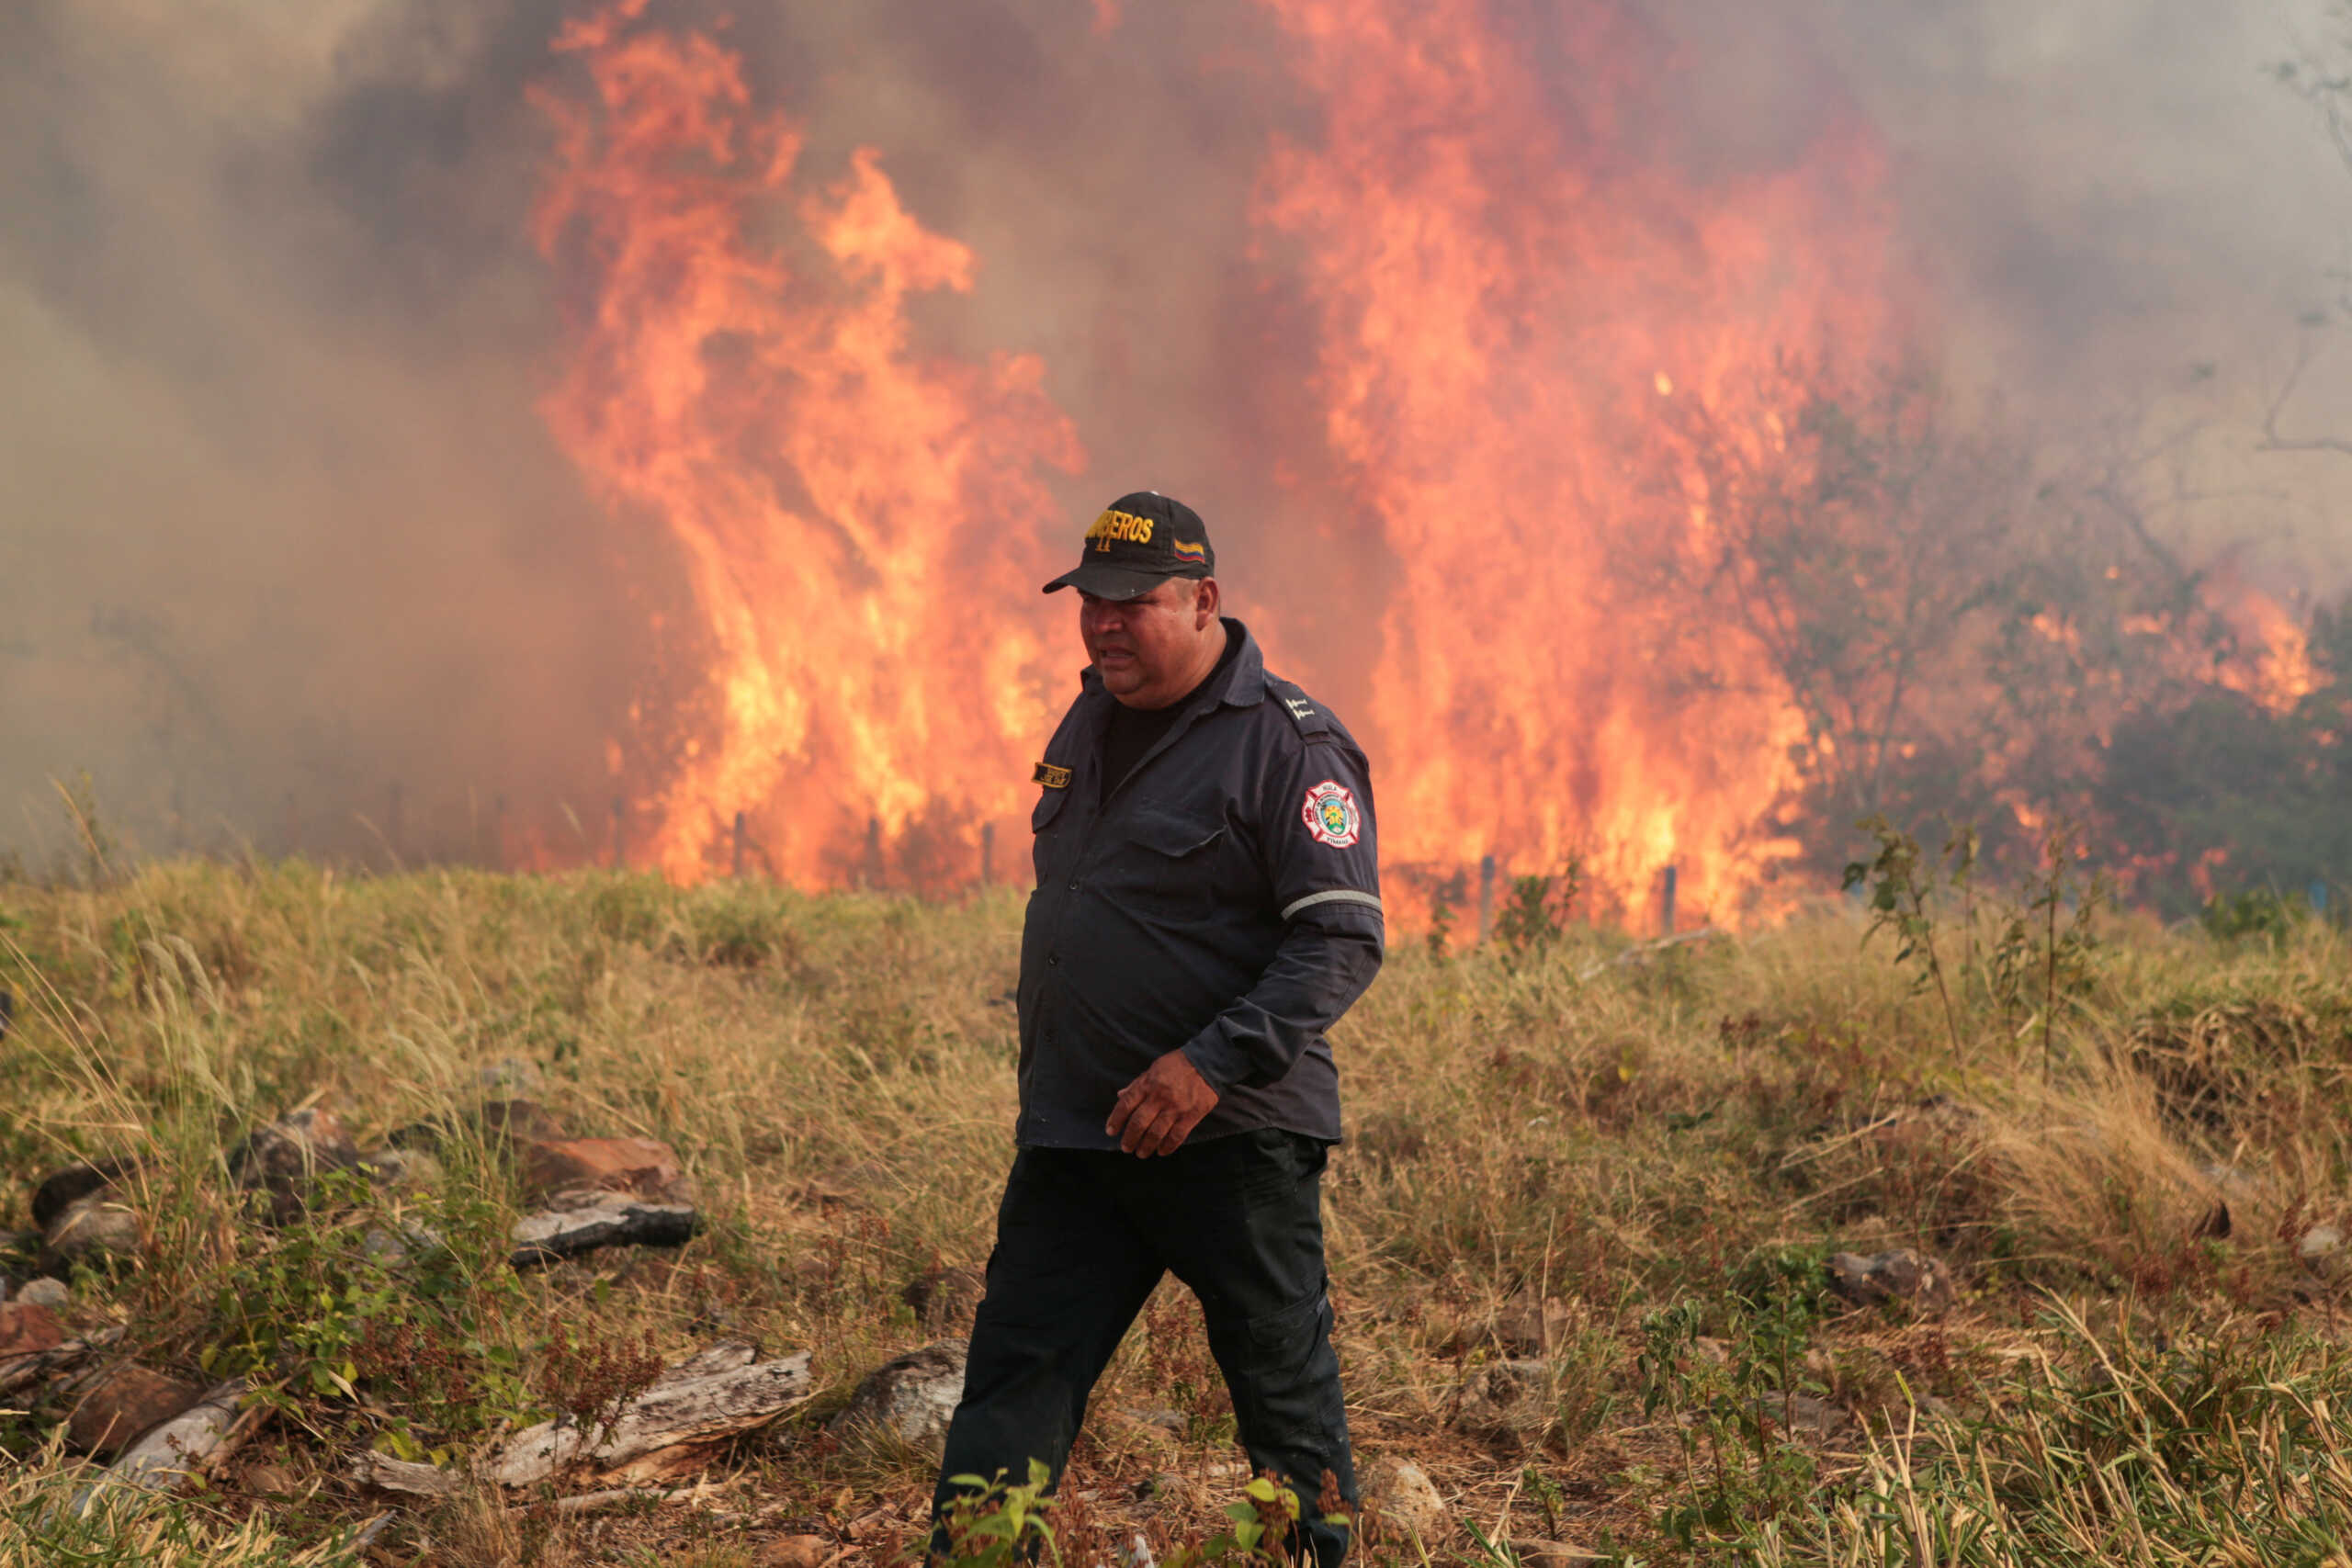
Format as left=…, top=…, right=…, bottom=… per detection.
left=1125, top=807, right=1226, bottom=859
left=1031, top=786, right=1070, bottom=834
left=1114, top=806, right=1232, bottom=926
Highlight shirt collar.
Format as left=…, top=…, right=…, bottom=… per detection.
left=1076, top=616, right=1265, bottom=711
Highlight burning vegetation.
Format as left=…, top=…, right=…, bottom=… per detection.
left=510, top=0, right=2340, bottom=925
left=1, top=1, right=2342, bottom=925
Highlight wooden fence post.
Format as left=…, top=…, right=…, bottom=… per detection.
left=1660, top=863, right=1679, bottom=936
left=1477, top=853, right=1497, bottom=944
left=610, top=795, right=627, bottom=870
left=731, top=811, right=747, bottom=879
left=980, top=822, right=994, bottom=888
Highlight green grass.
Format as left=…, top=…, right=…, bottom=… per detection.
left=4, top=859, right=2352, bottom=1563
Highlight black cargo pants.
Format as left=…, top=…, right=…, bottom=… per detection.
left=930, top=1129, right=1355, bottom=1566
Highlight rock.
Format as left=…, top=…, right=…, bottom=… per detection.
left=1117, top=1407, right=1187, bottom=1438
left=354, top=1450, right=462, bottom=1498
left=755, top=1535, right=831, bottom=1568
left=0, top=1301, right=64, bottom=1358
left=359, top=1222, right=447, bottom=1266
left=1827, top=1249, right=1955, bottom=1314
left=1512, top=1541, right=1605, bottom=1568
left=31, top=1157, right=138, bottom=1231
left=477, top=1056, right=544, bottom=1095
left=42, top=1196, right=141, bottom=1269
left=81, top=1378, right=248, bottom=1502
left=67, top=1364, right=207, bottom=1457
left=2299, top=1222, right=2345, bottom=1259
left=508, top=1190, right=699, bottom=1268
left=829, top=1341, right=968, bottom=1458
left=521, top=1135, right=695, bottom=1206
left=901, top=1266, right=986, bottom=1333
left=232, top=1108, right=362, bottom=1221
left=15, top=1277, right=70, bottom=1312
left=1360, top=1456, right=1445, bottom=1541
left=1768, top=1393, right=1852, bottom=1440
left=481, top=1099, right=570, bottom=1145
left=243, top=1461, right=299, bottom=1497
left=1495, top=1291, right=1571, bottom=1356
left=494, top=1347, right=811, bottom=1486
left=359, top=1146, right=443, bottom=1194
left=2201, top=1162, right=2266, bottom=1201
left=1454, top=1358, right=1547, bottom=1439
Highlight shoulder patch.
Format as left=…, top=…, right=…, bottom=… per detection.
left=1263, top=675, right=1333, bottom=736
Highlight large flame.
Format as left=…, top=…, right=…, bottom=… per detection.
left=532, top=0, right=1080, bottom=885
left=1251, top=0, right=1903, bottom=924
left=528, top=1, right=2312, bottom=917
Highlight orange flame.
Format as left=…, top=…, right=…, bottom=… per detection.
left=2214, top=586, right=2316, bottom=716
left=1251, top=0, right=1903, bottom=922
left=532, top=1, right=1081, bottom=884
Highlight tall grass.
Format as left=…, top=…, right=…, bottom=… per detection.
left=2, top=860, right=2348, bottom=1563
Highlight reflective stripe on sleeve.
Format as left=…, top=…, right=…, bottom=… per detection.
left=1279, top=888, right=1385, bottom=921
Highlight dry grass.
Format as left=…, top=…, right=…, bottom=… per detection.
left=5, top=860, right=2352, bottom=1564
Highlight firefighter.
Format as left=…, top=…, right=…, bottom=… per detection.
left=931, top=491, right=1385, bottom=1566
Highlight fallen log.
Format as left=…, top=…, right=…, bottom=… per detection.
left=494, top=1345, right=809, bottom=1487
left=508, top=1191, right=698, bottom=1269
left=353, top=1450, right=463, bottom=1499
left=67, top=1378, right=251, bottom=1515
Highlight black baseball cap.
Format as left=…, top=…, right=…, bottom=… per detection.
left=1042, top=491, right=1216, bottom=600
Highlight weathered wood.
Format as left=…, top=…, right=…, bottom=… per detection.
left=353, top=1451, right=463, bottom=1498
left=508, top=1191, right=697, bottom=1268
left=0, top=1326, right=123, bottom=1396
left=494, top=1348, right=809, bottom=1487
left=67, top=1378, right=248, bottom=1514
left=545, top=1483, right=705, bottom=1514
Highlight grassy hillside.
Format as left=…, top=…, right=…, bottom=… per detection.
left=4, top=861, right=2352, bottom=1565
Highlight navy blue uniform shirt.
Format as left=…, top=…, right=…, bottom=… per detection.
left=1016, top=618, right=1385, bottom=1147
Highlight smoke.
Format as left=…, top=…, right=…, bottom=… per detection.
left=3, top=0, right=2346, bottom=867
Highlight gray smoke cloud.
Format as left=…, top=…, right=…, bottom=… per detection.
left=4, top=0, right=2346, bottom=867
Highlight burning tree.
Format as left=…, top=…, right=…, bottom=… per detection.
left=1655, top=353, right=2340, bottom=912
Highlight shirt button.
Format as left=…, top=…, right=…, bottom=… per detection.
left=1046, top=954, right=1059, bottom=966
left=1067, top=879, right=1080, bottom=891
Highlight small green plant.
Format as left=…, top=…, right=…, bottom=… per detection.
left=1427, top=883, right=1457, bottom=960
left=1987, top=818, right=2107, bottom=1083
left=1843, top=818, right=1968, bottom=1055
left=1634, top=1265, right=1828, bottom=1552
left=205, top=1170, right=535, bottom=1446
left=1520, top=1463, right=1569, bottom=1538
left=2199, top=886, right=2309, bottom=946
left=1495, top=856, right=1582, bottom=959
left=936, top=1460, right=1061, bottom=1566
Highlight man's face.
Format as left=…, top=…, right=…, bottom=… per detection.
left=1079, top=577, right=1218, bottom=707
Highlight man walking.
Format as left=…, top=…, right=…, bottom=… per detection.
left=931, top=491, right=1385, bottom=1565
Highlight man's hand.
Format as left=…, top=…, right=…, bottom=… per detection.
left=1106, top=1050, right=1220, bottom=1157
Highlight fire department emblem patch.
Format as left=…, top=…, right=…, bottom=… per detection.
left=1301, top=780, right=1361, bottom=848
